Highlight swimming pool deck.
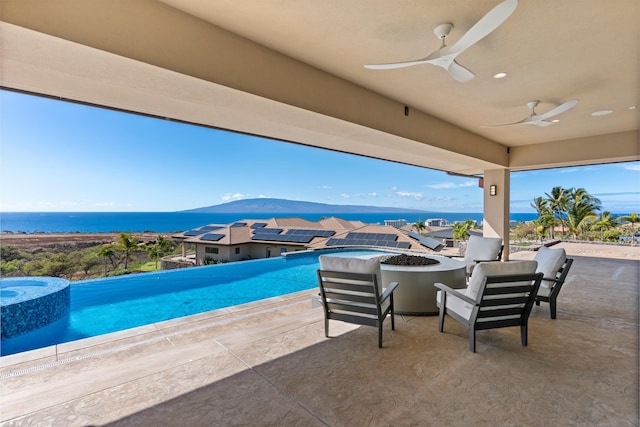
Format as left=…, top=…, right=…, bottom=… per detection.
left=1, top=250, right=638, bottom=426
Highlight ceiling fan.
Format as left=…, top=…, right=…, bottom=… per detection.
left=481, top=99, right=579, bottom=128
left=364, top=0, right=518, bottom=82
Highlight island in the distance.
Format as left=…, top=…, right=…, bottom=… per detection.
left=180, top=198, right=435, bottom=214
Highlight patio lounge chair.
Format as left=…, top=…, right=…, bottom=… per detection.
left=533, top=246, right=574, bottom=319
left=317, top=255, right=398, bottom=348
left=435, top=260, right=542, bottom=352
left=450, top=235, right=503, bottom=279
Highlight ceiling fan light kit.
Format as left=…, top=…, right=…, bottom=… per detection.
left=481, top=99, right=579, bottom=128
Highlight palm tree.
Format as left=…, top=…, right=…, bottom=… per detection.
left=531, top=215, right=555, bottom=243
left=619, top=212, right=640, bottom=230
left=148, top=235, right=174, bottom=269
left=530, top=196, right=549, bottom=217
left=413, top=220, right=426, bottom=235
left=98, top=244, right=117, bottom=277
left=545, top=186, right=569, bottom=238
left=118, top=232, right=139, bottom=270
left=592, top=211, right=616, bottom=240
left=565, top=188, right=601, bottom=240
left=452, top=219, right=476, bottom=242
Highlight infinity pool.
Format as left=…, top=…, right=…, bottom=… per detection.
left=0, top=249, right=393, bottom=356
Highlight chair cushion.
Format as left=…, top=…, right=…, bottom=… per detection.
left=534, top=246, right=567, bottom=289
left=466, top=260, right=538, bottom=305
left=319, top=255, right=384, bottom=294
left=437, top=289, right=472, bottom=320
left=464, top=235, right=502, bottom=263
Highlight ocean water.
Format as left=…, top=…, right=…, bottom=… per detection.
left=0, top=211, right=539, bottom=234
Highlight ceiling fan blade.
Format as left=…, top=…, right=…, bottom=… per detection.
left=364, top=57, right=433, bottom=70
left=481, top=111, right=543, bottom=127
left=447, top=60, right=475, bottom=82
left=449, top=0, right=518, bottom=54
left=536, top=99, right=578, bottom=120
left=480, top=117, right=530, bottom=128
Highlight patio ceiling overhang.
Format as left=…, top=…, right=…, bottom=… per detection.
left=0, top=0, right=638, bottom=176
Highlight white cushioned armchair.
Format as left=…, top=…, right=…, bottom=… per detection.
left=435, top=260, right=542, bottom=352
left=317, top=255, right=399, bottom=348
left=453, top=235, right=504, bottom=278
left=533, top=246, right=574, bottom=319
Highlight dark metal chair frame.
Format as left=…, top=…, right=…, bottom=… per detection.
left=534, top=258, right=574, bottom=319
left=435, top=272, right=543, bottom=352
left=317, top=269, right=398, bottom=348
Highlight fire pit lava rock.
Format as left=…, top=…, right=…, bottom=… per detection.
left=380, top=254, right=440, bottom=266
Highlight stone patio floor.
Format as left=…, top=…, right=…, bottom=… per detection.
left=1, top=250, right=638, bottom=426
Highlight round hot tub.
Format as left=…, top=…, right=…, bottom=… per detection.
left=1, top=277, right=70, bottom=339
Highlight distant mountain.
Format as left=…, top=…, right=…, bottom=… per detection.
left=181, top=198, right=433, bottom=214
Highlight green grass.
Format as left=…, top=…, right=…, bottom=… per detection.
left=136, top=261, right=159, bottom=272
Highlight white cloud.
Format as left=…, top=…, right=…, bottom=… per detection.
left=395, top=190, right=424, bottom=200
left=222, top=193, right=246, bottom=201
left=340, top=193, right=350, bottom=199
left=368, top=192, right=378, bottom=197
left=321, top=185, right=332, bottom=189
left=624, top=164, right=640, bottom=171
left=426, top=180, right=476, bottom=189
left=558, top=167, right=583, bottom=174
left=427, top=182, right=457, bottom=189
left=93, top=201, right=115, bottom=207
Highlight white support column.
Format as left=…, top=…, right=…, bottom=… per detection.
left=483, top=169, right=511, bottom=259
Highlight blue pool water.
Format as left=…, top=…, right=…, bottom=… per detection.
left=0, top=249, right=393, bottom=356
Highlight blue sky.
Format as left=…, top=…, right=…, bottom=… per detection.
left=1, top=90, right=639, bottom=214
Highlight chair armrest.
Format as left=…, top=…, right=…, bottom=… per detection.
left=381, top=281, right=399, bottom=302
left=434, top=283, right=477, bottom=306
left=473, top=259, right=500, bottom=263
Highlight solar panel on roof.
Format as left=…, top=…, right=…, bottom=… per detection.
left=252, top=234, right=277, bottom=241
left=183, top=229, right=207, bottom=237
left=200, top=233, right=225, bottom=241
left=258, top=228, right=283, bottom=234
left=182, top=225, right=224, bottom=237
left=251, top=223, right=267, bottom=229
left=408, top=232, right=444, bottom=251
left=231, top=222, right=246, bottom=227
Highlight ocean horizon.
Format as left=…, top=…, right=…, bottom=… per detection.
left=0, top=211, right=544, bottom=234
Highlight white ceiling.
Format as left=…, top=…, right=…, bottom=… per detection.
left=159, top=0, right=638, bottom=146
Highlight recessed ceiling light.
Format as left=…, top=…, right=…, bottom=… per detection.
left=493, top=72, right=507, bottom=79
left=591, top=110, right=614, bottom=116
left=630, top=106, right=637, bottom=110
left=551, top=119, right=560, bottom=123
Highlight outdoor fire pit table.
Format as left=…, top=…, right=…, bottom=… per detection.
left=380, top=254, right=466, bottom=315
